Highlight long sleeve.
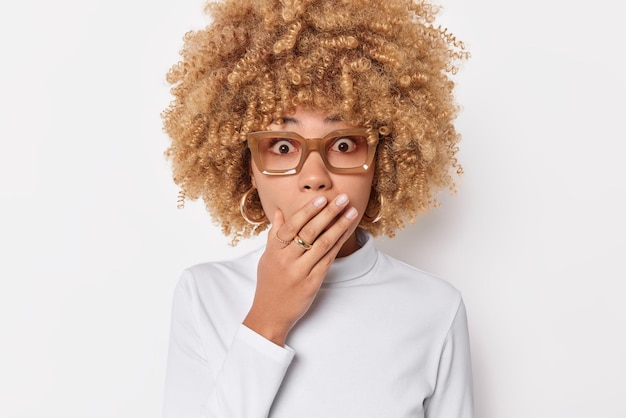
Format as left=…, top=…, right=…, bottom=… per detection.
left=162, top=271, right=295, bottom=418
left=423, top=299, right=474, bottom=418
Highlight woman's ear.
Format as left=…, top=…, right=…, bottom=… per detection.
left=249, top=163, right=257, bottom=188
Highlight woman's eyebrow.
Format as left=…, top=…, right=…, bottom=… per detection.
left=279, top=115, right=343, bottom=125
left=280, top=116, right=298, bottom=125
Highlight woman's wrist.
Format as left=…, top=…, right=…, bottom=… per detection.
left=243, top=311, right=289, bottom=347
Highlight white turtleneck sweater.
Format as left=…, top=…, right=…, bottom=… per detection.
left=163, top=230, right=473, bottom=418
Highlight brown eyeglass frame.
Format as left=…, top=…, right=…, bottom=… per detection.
left=247, top=128, right=378, bottom=175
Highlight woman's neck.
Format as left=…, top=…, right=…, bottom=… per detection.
left=336, top=230, right=360, bottom=258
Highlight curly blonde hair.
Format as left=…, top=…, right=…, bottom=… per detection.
left=162, top=0, right=468, bottom=242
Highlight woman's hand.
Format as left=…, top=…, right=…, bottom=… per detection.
left=242, top=193, right=359, bottom=346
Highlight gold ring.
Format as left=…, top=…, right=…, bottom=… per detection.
left=274, top=233, right=292, bottom=245
left=293, top=235, right=313, bottom=250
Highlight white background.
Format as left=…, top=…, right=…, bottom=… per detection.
left=1, top=0, right=624, bottom=417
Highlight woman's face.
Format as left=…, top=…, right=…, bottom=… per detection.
left=250, top=106, right=375, bottom=238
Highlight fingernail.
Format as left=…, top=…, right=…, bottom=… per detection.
left=313, top=196, right=327, bottom=207
left=345, top=207, right=358, bottom=219
left=335, top=193, right=348, bottom=206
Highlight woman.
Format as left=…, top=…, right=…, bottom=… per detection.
left=162, top=0, right=472, bottom=417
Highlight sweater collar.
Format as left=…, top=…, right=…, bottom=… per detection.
left=323, top=228, right=377, bottom=284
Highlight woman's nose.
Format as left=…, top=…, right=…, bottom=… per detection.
left=298, top=151, right=332, bottom=191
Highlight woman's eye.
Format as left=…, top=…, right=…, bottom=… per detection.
left=269, top=139, right=297, bottom=154
left=331, top=138, right=357, bottom=153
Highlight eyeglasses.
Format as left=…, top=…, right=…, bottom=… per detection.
left=247, top=128, right=378, bottom=175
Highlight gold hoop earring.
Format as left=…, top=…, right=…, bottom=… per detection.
left=363, top=191, right=383, bottom=223
left=240, top=187, right=268, bottom=225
